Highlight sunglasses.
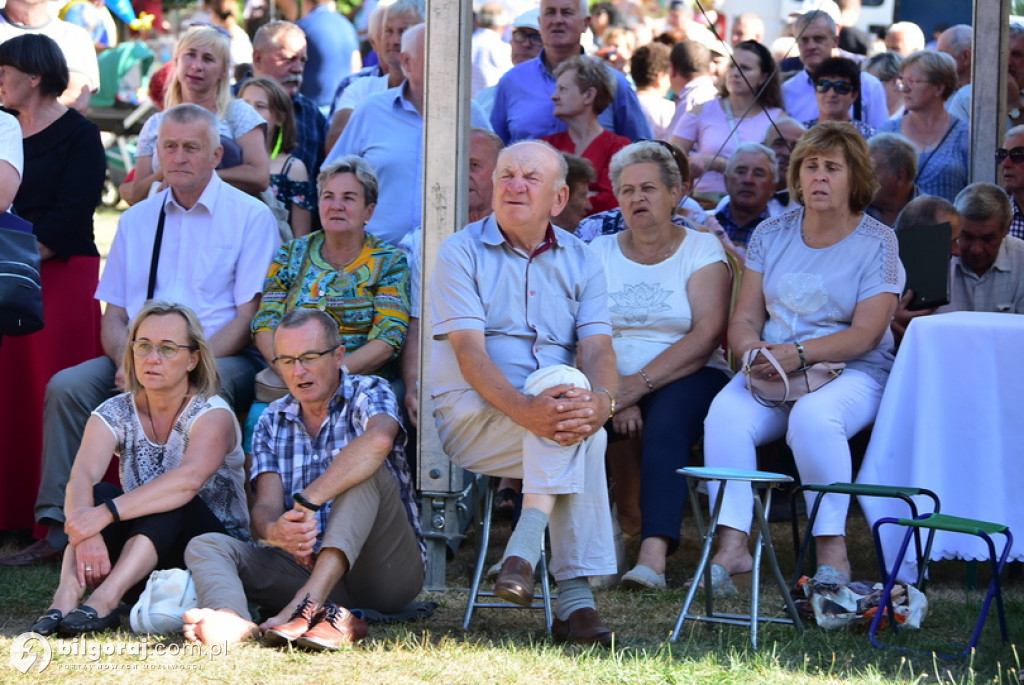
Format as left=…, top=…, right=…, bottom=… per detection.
left=996, top=147, right=1024, bottom=164
left=814, top=79, right=854, bottom=95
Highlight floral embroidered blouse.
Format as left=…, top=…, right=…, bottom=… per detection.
left=252, top=231, right=410, bottom=378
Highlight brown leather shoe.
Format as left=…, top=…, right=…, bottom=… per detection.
left=264, top=594, right=320, bottom=646
left=0, top=539, right=62, bottom=566
left=552, top=607, right=614, bottom=647
left=295, top=602, right=368, bottom=651
left=494, top=555, right=535, bottom=607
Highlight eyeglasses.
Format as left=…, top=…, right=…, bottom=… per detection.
left=273, top=345, right=340, bottom=369
left=996, top=146, right=1024, bottom=164
left=511, top=29, right=542, bottom=46
left=814, top=79, right=854, bottom=95
left=130, top=340, right=198, bottom=359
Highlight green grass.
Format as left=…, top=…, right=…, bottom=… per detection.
left=2, top=507, right=1022, bottom=685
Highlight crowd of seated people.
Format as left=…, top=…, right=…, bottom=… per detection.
left=2, top=0, right=1024, bottom=652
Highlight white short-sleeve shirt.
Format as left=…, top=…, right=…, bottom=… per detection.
left=590, top=228, right=730, bottom=375
left=0, top=109, right=23, bottom=179
left=96, top=173, right=280, bottom=338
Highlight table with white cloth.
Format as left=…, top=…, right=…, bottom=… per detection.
left=857, top=311, right=1024, bottom=583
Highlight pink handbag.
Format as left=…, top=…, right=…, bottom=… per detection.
left=742, top=347, right=845, bottom=408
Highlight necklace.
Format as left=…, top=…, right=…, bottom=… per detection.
left=625, top=228, right=681, bottom=264
left=144, top=394, right=190, bottom=447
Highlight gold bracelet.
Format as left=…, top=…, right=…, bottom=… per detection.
left=593, top=387, right=616, bottom=419
left=638, top=368, right=655, bottom=391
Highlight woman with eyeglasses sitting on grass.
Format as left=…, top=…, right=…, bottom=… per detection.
left=29, top=302, right=250, bottom=637
left=803, top=57, right=876, bottom=139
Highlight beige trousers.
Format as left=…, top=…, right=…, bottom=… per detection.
left=185, top=463, right=423, bottom=618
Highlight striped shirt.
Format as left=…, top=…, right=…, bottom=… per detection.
left=251, top=372, right=426, bottom=569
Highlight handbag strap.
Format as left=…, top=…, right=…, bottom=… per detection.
left=147, top=202, right=167, bottom=301
left=914, top=118, right=958, bottom=183
left=744, top=347, right=791, bottom=408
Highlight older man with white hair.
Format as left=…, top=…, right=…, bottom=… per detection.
left=431, top=140, right=619, bottom=645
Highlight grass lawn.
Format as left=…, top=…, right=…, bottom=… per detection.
left=2, top=501, right=1021, bottom=685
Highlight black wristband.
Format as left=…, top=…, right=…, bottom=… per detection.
left=293, top=492, right=322, bottom=512
left=104, top=497, right=121, bottom=523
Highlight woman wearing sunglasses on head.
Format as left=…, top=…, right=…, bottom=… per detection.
left=804, top=57, right=876, bottom=139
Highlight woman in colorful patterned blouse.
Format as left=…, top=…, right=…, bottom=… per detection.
left=252, top=155, right=409, bottom=375
left=244, top=157, right=410, bottom=448
left=239, top=76, right=314, bottom=238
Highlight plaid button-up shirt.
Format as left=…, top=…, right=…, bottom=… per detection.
left=252, top=372, right=425, bottom=569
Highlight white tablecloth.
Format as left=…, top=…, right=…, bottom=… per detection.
left=857, top=311, right=1024, bottom=583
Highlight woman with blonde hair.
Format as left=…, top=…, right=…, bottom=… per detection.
left=121, top=25, right=269, bottom=204
left=29, top=302, right=249, bottom=636
left=878, top=50, right=967, bottom=201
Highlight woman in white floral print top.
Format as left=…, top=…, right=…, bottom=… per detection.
left=590, top=141, right=732, bottom=590
left=29, top=302, right=249, bottom=638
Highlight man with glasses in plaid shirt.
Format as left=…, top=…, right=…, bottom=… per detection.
left=183, top=308, right=424, bottom=649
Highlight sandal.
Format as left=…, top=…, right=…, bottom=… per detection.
left=621, top=564, right=666, bottom=590
left=685, top=563, right=747, bottom=597
left=812, top=564, right=851, bottom=588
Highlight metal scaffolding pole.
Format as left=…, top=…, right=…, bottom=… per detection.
left=970, top=0, right=1012, bottom=184
left=417, top=2, right=473, bottom=590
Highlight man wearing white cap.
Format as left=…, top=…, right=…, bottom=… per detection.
left=475, top=7, right=542, bottom=118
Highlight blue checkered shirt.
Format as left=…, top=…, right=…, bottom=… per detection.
left=234, top=72, right=326, bottom=177
left=291, top=92, right=327, bottom=177
left=715, top=202, right=771, bottom=250
left=252, top=372, right=425, bottom=569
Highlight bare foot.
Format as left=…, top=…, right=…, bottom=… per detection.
left=182, top=608, right=259, bottom=645
left=710, top=527, right=754, bottom=576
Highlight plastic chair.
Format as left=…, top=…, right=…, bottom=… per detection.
left=790, top=482, right=940, bottom=588
left=869, top=513, right=1013, bottom=657
left=462, top=476, right=554, bottom=632
left=670, top=467, right=804, bottom=649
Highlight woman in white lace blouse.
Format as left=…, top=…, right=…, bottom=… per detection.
left=702, top=122, right=905, bottom=594
left=29, top=302, right=249, bottom=637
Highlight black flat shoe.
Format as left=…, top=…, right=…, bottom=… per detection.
left=30, top=609, right=62, bottom=636
left=58, top=604, right=120, bottom=636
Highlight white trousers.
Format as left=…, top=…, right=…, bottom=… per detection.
left=433, top=365, right=616, bottom=581
left=703, top=368, right=884, bottom=536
